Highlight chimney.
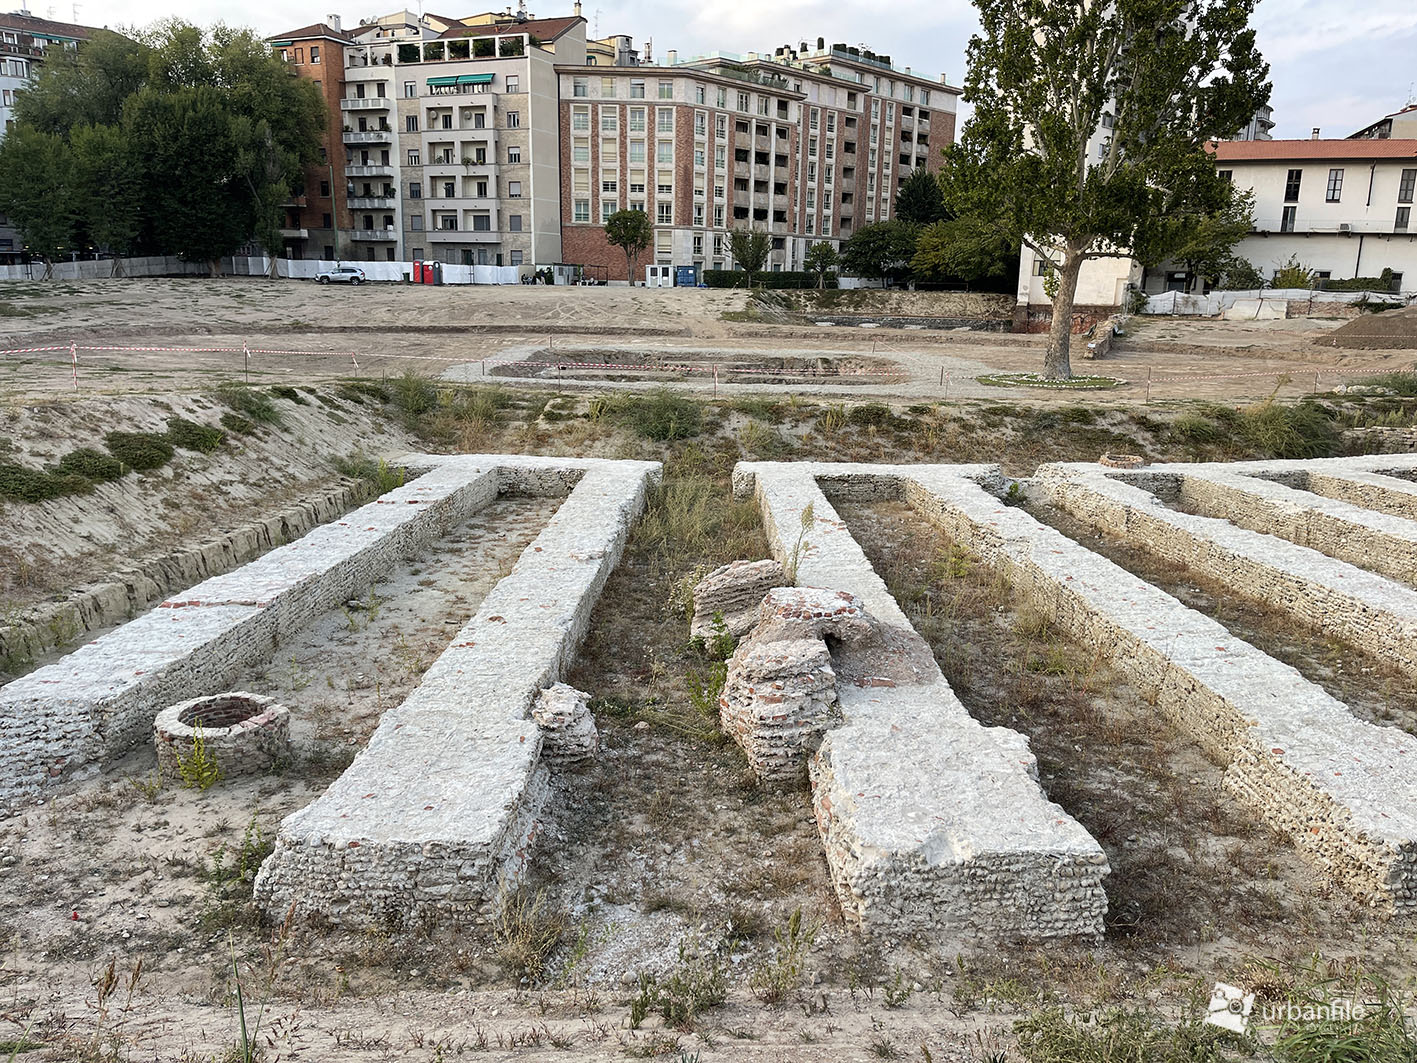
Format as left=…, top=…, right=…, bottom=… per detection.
left=328, top=12, right=341, bottom=30
left=1311, top=127, right=1321, bottom=139
left=573, top=0, right=580, bottom=14
left=905, top=65, right=911, bottom=75
left=667, top=48, right=677, bottom=64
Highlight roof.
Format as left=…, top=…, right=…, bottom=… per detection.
left=1211, top=138, right=1417, bottom=162
left=266, top=22, right=355, bottom=44
left=439, top=15, right=582, bottom=41
left=0, top=11, right=97, bottom=40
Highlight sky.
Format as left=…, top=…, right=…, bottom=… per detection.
left=44, top=0, right=1417, bottom=139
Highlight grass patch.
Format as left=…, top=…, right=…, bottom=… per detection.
left=592, top=388, right=702, bottom=441
left=1350, top=371, right=1417, bottom=397
left=104, top=431, right=175, bottom=471
left=332, top=453, right=407, bottom=493
left=391, top=371, right=437, bottom=417
left=336, top=380, right=392, bottom=405
left=1014, top=1007, right=1242, bottom=1062
left=495, top=888, right=568, bottom=983
left=219, top=412, right=257, bottom=436
left=216, top=384, right=282, bottom=425
left=269, top=385, right=309, bottom=405
left=57, top=448, right=125, bottom=482
left=165, top=417, right=225, bottom=453
left=1237, top=399, right=1339, bottom=459
left=977, top=372, right=1125, bottom=390
left=0, top=463, right=91, bottom=503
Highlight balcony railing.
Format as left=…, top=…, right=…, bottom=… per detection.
left=348, top=196, right=396, bottom=210
left=350, top=229, right=399, bottom=241
left=345, top=164, right=394, bottom=177
left=343, top=129, right=393, bottom=144
left=278, top=228, right=308, bottom=238
left=427, top=228, right=500, bottom=243
left=340, top=97, right=391, bottom=111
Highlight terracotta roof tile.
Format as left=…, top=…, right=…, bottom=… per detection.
left=1211, top=138, right=1417, bottom=162
left=266, top=22, right=355, bottom=43
left=439, top=16, right=581, bottom=41
left=0, top=12, right=97, bottom=39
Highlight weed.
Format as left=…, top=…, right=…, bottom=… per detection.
left=784, top=502, right=815, bottom=583
left=685, top=662, right=727, bottom=720
left=883, top=970, right=914, bottom=1009
left=495, top=888, right=568, bottom=983
left=104, top=430, right=175, bottom=471
left=165, top=417, right=225, bottom=453
left=1013, top=1006, right=1242, bottom=1062
left=607, top=389, right=703, bottom=441
left=174, top=725, right=222, bottom=790
left=630, top=937, right=733, bottom=1031
left=821, top=404, right=848, bottom=433
left=269, top=385, right=308, bottom=405
left=126, top=770, right=163, bottom=803
left=219, top=412, right=256, bottom=436
left=1237, top=399, right=1338, bottom=459
left=869, top=1038, right=899, bottom=1059
left=217, top=384, right=282, bottom=425
left=749, top=907, right=819, bottom=1004
left=1351, top=371, right=1417, bottom=397
left=848, top=402, right=894, bottom=429
left=57, top=448, right=125, bottom=482
left=202, top=815, right=272, bottom=928
left=333, top=453, right=407, bottom=493
left=392, top=371, right=438, bottom=416
left=337, top=380, right=392, bottom=404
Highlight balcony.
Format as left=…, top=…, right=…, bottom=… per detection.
left=351, top=228, right=399, bottom=242
left=428, top=227, right=500, bottom=243
left=283, top=194, right=308, bottom=208
left=348, top=196, right=396, bottom=210
left=279, top=228, right=308, bottom=238
left=343, top=129, right=393, bottom=144
left=345, top=164, right=394, bottom=177
left=340, top=97, right=392, bottom=111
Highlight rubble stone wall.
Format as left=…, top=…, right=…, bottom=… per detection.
left=253, top=458, right=659, bottom=929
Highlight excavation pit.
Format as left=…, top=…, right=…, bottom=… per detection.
left=154, top=692, right=291, bottom=781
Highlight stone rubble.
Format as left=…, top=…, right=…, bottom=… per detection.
left=719, top=635, right=840, bottom=780
left=531, top=683, right=599, bottom=766
left=689, top=559, right=783, bottom=638
left=153, top=691, right=291, bottom=780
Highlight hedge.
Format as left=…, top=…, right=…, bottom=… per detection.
left=703, top=270, right=838, bottom=289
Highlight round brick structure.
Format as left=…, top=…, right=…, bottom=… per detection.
left=154, top=691, right=291, bottom=781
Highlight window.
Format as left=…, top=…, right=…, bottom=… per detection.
left=572, top=140, right=590, bottom=163
left=310, top=46, right=320, bottom=63
left=658, top=81, right=673, bottom=99
left=1326, top=168, right=1343, bottom=202
left=508, top=145, right=521, bottom=163
left=715, top=114, right=727, bottom=138
left=657, top=202, right=672, bottom=224
left=1284, top=169, right=1302, bottom=202
left=657, top=181, right=672, bottom=195
left=403, top=79, right=415, bottom=96
left=1281, top=205, right=1296, bottom=233
left=441, top=113, right=452, bottom=129
left=320, top=181, right=330, bottom=197
left=737, top=91, right=749, bottom=112
left=442, top=181, right=455, bottom=198
left=602, top=200, right=616, bottom=222
left=629, top=107, right=646, bottom=132
left=693, top=204, right=704, bottom=226
left=322, top=212, right=332, bottom=227
left=629, top=140, right=646, bottom=163
left=408, top=181, right=422, bottom=199
left=716, top=88, right=727, bottom=108
left=406, top=115, right=419, bottom=132
left=506, top=214, right=522, bottom=232
left=713, top=205, right=724, bottom=226
left=657, top=142, right=673, bottom=164
left=1218, top=169, right=1233, bottom=183
left=507, top=111, right=520, bottom=128
left=602, top=110, right=618, bottom=133
left=657, top=108, right=673, bottom=133
left=715, top=145, right=726, bottom=168
left=630, top=79, right=645, bottom=98
left=510, top=250, right=523, bottom=266
left=407, top=150, right=420, bottom=165
left=572, top=107, right=590, bottom=132
left=410, top=215, right=423, bottom=231
left=602, top=176, right=618, bottom=193
left=508, top=181, right=522, bottom=198
left=1033, top=258, right=1052, bottom=277
left=506, top=76, right=519, bottom=93
left=1398, top=207, right=1411, bottom=231
left=693, top=234, right=703, bottom=256
left=601, top=77, right=616, bottom=97
left=695, top=85, right=705, bottom=105
left=1400, top=169, right=1417, bottom=204
left=573, top=199, right=590, bottom=222
left=694, top=147, right=705, bottom=167
left=573, top=77, right=588, bottom=97
left=694, top=112, right=706, bottom=136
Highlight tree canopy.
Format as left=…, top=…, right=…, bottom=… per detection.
left=946, top=0, right=1271, bottom=377
left=727, top=229, right=771, bottom=286
left=603, top=209, right=653, bottom=283
left=0, top=21, right=325, bottom=273
left=894, top=168, right=949, bottom=225
left=842, top=221, right=918, bottom=286
left=803, top=241, right=840, bottom=288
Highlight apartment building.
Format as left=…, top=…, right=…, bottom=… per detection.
left=271, top=8, right=583, bottom=269
left=1, top=11, right=97, bottom=263
left=557, top=40, right=957, bottom=279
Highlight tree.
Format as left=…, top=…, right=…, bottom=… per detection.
left=14, top=29, right=152, bottom=135
left=604, top=208, right=652, bottom=283
left=912, top=216, right=1017, bottom=287
left=70, top=123, right=143, bottom=273
left=0, top=127, right=78, bottom=277
left=803, top=241, right=840, bottom=288
left=1163, top=186, right=1255, bottom=292
left=726, top=228, right=771, bottom=287
left=842, top=220, right=917, bottom=287
left=895, top=167, right=948, bottom=225
left=947, top=0, right=1271, bottom=378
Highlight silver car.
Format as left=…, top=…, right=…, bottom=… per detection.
left=317, top=265, right=366, bottom=285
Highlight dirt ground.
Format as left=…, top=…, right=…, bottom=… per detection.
left=3, top=279, right=1417, bottom=1060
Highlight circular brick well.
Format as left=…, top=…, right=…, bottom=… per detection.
left=154, top=691, right=291, bottom=781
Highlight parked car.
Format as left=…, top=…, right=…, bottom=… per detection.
left=317, top=265, right=365, bottom=285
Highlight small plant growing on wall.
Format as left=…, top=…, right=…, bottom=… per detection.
left=176, top=724, right=222, bottom=790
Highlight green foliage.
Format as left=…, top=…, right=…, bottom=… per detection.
left=703, top=269, right=833, bottom=289
left=104, top=430, right=175, bottom=471
left=176, top=725, right=222, bottom=790
left=1322, top=268, right=1399, bottom=293
left=727, top=228, right=772, bottom=285
left=894, top=167, right=948, bottom=225
left=947, top=0, right=1270, bottom=377
left=604, top=208, right=654, bottom=282
left=202, top=814, right=272, bottom=927
left=1162, top=187, right=1257, bottom=292
left=397, top=42, right=419, bottom=63
left=268, top=384, right=308, bottom=404
left=603, top=389, right=702, bottom=441
left=0, top=463, right=90, bottom=502
left=58, top=447, right=126, bottom=482
left=1351, top=372, right=1417, bottom=397
left=912, top=215, right=1018, bottom=286
left=390, top=370, right=437, bottom=416
left=631, top=939, right=732, bottom=1031
left=165, top=417, right=225, bottom=453
left=842, top=220, right=919, bottom=285
left=333, top=454, right=407, bottom=493
left=0, top=127, right=77, bottom=272
left=219, top=412, right=256, bottom=436
left=1014, top=1006, right=1241, bottom=1063
left=803, top=241, right=840, bottom=288
left=217, top=384, right=281, bottom=424
left=785, top=502, right=815, bottom=584
left=1238, top=400, right=1338, bottom=459
left=1216, top=257, right=1266, bottom=291
left=685, top=662, right=727, bottom=719
left=749, top=908, right=818, bottom=1003
left=1268, top=255, right=1313, bottom=290
left=70, top=122, right=142, bottom=262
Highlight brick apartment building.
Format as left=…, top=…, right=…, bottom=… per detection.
left=268, top=9, right=958, bottom=279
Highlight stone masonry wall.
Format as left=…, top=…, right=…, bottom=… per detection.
left=732, top=462, right=1109, bottom=941
left=253, top=458, right=659, bottom=930
left=906, top=466, right=1417, bottom=912
left=0, top=464, right=501, bottom=810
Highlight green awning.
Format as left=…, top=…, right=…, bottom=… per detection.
left=426, top=76, right=458, bottom=86
left=456, top=73, right=494, bottom=84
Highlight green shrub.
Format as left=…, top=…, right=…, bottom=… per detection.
left=391, top=371, right=437, bottom=416
left=217, top=384, right=281, bottom=425
left=219, top=412, right=256, bottom=436
left=0, top=463, right=90, bottom=502
left=1014, top=1006, right=1240, bottom=1063
left=165, top=417, right=225, bottom=453
left=703, top=269, right=837, bottom=289
left=608, top=389, right=702, bottom=440
left=58, top=447, right=125, bottom=482
left=848, top=402, right=895, bottom=428
left=1351, top=372, right=1417, bottom=397
left=337, top=380, right=392, bottom=405
left=104, top=431, right=175, bottom=471
left=1171, top=414, right=1225, bottom=444
left=1238, top=400, right=1339, bottom=459
left=269, top=385, right=308, bottom=405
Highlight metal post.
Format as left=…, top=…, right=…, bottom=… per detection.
left=71, top=341, right=78, bottom=389
left=244, top=341, right=250, bottom=384
left=1145, top=366, right=1152, bottom=405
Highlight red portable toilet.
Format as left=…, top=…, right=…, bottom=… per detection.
left=422, top=262, right=435, bottom=285
left=411, top=259, right=422, bottom=285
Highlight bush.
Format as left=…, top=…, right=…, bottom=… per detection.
left=0, top=462, right=90, bottom=502
left=1322, top=268, right=1397, bottom=293
left=1238, top=400, right=1339, bottom=459
left=269, top=385, right=308, bottom=405
left=1014, top=1006, right=1241, bottom=1063
left=104, top=431, right=175, bottom=471
left=337, top=380, right=392, bottom=404
left=217, top=384, right=281, bottom=425
left=606, top=389, right=702, bottom=441
left=58, top=447, right=125, bottom=482
left=391, top=371, right=437, bottom=416
left=165, top=417, right=225, bottom=453
left=703, top=269, right=838, bottom=289
left=1351, top=372, right=1417, bottom=397
left=219, top=412, right=256, bottom=436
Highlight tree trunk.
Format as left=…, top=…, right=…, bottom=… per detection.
left=208, top=259, right=221, bottom=278
left=626, top=250, right=633, bottom=284
left=111, top=257, right=125, bottom=279
left=1044, top=251, right=1084, bottom=380
left=40, top=257, right=53, bottom=281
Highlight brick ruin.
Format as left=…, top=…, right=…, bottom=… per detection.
left=4, top=452, right=1417, bottom=935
